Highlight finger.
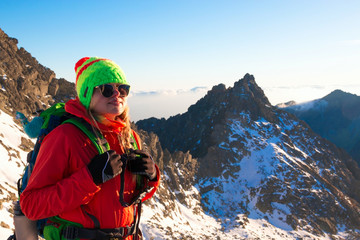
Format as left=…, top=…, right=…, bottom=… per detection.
left=133, top=149, right=149, bottom=157
left=109, top=153, right=121, bottom=161
left=114, top=158, right=123, bottom=167
left=107, top=150, right=116, bottom=155
left=127, top=151, right=140, bottom=160
left=112, top=163, right=123, bottom=175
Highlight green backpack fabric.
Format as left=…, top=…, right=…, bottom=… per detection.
left=43, top=216, right=83, bottom=240
left=17, top=103, right=109, bottom=238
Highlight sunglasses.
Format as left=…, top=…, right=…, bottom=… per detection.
left=97, top=84, right=130, bottom=98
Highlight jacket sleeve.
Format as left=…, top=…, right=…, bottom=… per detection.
left=20, top=124, right=100, bottom=220
left=131, top=130, right=161, bottom=202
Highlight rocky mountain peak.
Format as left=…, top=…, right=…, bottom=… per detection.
left=0, top=29, right=18, bottom=52
left=137, top=74, right=277, bottom=158
left=230, top=73, right=275, bottom=122
left=138, top=74, right=360, bottom=237
left=0, top=27, right=76, bottom=117
left=323, top=90, right=360, bottom=120
left=324, top=89, right=356, bottom=101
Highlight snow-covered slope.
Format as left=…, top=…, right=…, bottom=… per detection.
left=0, top=110, right=32, bottom=238
left=137, top=75, right=360, bottom=239
left=138, top=112, right=360, bottom=239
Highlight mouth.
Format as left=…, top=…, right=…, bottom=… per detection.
left=109, top=101, right=121, bottom=106
left=108, top=98, right=123, bottom=106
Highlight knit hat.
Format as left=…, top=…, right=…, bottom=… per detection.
left=75, top=57, right=129, bottom=109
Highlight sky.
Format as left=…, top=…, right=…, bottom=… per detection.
left=1, top=0, right=360, bottom=121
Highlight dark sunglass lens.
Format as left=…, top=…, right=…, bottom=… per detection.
left=118, top=85, right=130, bottom=96
left=101, top=84, right=114, bottom=97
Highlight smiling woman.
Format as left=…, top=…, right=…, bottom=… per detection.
left=90, top=84, right=129, bottom=121
left=19, top=57, right=161, bottom=240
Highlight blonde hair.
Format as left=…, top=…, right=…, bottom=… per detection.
left=118, top=105, right=132, bottom=149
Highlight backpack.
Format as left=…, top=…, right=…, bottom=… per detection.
left=17, top=103, right=110, bottom=195
left=10, top=102, right=144, bottom=240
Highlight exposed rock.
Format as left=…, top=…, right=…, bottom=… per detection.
left=0, top=28, right=76, bottom=118
left=280, top=89, right=360, bottom=165
left=137, top=74, right=360, bottom=237
left=132, top=124, right=199, bottom=208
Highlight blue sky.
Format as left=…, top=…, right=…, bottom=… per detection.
left=1, top=0, right=360, bottom=121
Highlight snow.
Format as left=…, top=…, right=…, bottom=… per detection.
left=192, top=113, right=356, bottom=239
left=0, top=110, right=31, bottom=239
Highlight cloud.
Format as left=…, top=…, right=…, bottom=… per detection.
left=130, top=86, right=210, bottom=97
left=190, top=86, right=210, bottom=93
left=287, top=99, right=328, bottom=112
left=263, top=84, right=360, bottom=106
left=128, top=87, right=210, bottom=121
left=272, top=85, right=326, bottom=90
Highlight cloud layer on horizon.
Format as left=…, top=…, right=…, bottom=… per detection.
left=128, top=84, right=360, bottom=122
left=263, top=84, right=360, bottom=105
left=128, top=87, right=210, bottom=121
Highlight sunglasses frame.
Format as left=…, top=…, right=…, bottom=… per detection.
left=96, top=84, right=130, bottom=98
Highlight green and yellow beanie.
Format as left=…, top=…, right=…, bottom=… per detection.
left=75, top=57, right=129, bottom=109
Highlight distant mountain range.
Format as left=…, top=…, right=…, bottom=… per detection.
left=1, top=27, right=360, bottom=239
left=278, top=90, right=360, bottom=165
left=137, top=74, right=360, bottom=238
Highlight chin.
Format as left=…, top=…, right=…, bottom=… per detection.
left=111, top=108, right=125, bottom=116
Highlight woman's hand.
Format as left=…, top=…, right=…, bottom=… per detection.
left=87, top=150, right=124, bottom=184
left=126, top=149, right=156, bottom=180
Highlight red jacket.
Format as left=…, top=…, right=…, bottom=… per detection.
left=20, top=99, right=160, bottom=237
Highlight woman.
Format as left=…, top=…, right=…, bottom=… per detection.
left=20, top=57, right=160, bottom=240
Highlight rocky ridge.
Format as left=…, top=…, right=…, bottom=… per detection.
left=0, top=28, right=76, bottom=117
left=279, top=90, right=360, bottom=166
left=138, top=74, right=360, bottom=237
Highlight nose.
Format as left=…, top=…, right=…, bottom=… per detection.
left=110, top=86, right=121, bottom=98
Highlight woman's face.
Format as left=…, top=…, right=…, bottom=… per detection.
left=89, top=84, right=128, bottom=120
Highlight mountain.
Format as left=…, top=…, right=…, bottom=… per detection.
left=1, top=27, right=360, bottom=239
left=0, top=28, right=76, bottom=117
left=137, top=74, right=360, bottom=238
left=278, top=90, right=360, bottom=165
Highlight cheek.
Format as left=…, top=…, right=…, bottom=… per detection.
left=89, top=93, right=106, bottom=114
left=89, top=96, right=99, bottom=110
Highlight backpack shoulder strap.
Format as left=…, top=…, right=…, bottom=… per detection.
left=130, top=133, right=139, bottom=150
left=63, top=117, right=110, bottom=154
